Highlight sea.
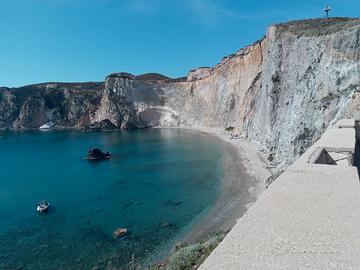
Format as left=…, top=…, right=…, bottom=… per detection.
left=0, top=128, right=236, bottom=269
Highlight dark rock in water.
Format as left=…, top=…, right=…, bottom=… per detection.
left=88, top=119, right=117, bottom=131
left=86, top=148, right=112, bottom=160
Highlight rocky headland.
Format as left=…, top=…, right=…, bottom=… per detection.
left=1, top=17, right=360, bottom=174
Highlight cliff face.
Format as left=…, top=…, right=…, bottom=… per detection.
left=0, top=83, right=104, bottom=129
left=94, top=39, right=264, bottom=130
left=249, top=18, right=360, bottom=168
left=1, top=18, right=360, bottom=171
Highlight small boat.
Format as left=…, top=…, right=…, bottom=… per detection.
left=85, top=148, right=112, bottom=160
left=112, top=228, right=128, bottom=238
left=37, top=200, right=50, bottom=213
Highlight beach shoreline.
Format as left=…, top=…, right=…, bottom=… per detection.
left=171, top=126, right=272, bottom=244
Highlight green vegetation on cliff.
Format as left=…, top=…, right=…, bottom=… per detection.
left=149, top=232, right=226, bottom=270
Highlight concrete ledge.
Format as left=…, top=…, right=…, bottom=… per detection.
left=296, top=126, right=355, bottom=166
left=333, top=119, right=355, bottom=129
left=316, top=128, right=355, bottom=152
left=200, top=119, right=360, bottom=270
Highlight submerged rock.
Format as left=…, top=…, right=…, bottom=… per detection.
left=159, top=222, right=172, bottom=228
left=162, top=200, right=183, bottom=207
left=112, top=228, right=128, bottom=238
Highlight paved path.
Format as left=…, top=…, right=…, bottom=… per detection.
left=200, top=119, right=360, bottom=270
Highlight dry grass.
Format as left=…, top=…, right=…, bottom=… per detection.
left=274, top=17, right=360, bottom=37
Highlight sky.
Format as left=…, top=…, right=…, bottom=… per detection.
left=0, top=0, right=359, bottom=87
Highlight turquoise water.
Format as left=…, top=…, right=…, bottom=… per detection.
left=0, top=129, right=226, bottom=269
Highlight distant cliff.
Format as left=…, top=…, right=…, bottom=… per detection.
left=1, top=17, right=360, bottom=171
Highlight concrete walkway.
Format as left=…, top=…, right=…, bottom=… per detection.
left=200, top=119, right=360, bottom=270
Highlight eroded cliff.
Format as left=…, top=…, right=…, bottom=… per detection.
left=1, top=17, right=360, bottom=172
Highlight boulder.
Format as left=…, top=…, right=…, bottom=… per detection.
left=112, top=228, right=128, bottom=238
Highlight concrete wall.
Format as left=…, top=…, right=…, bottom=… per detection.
left=200, top=119, right=360, bottom=270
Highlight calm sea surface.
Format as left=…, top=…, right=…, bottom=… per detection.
left=0, top=128, right=231, bottom=269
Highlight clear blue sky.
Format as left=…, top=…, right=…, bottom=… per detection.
left=0, top=0, right=359, bottom=87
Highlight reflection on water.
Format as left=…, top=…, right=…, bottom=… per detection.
left=0, top=129, right=225, bottom=269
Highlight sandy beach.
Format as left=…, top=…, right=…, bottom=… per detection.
left=177, top=127, right=272, bottom=243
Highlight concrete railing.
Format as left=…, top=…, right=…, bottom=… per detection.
left=200, top=119, right=360, bottom=270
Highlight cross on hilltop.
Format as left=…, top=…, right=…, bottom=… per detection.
left=324, top=5, right=331, bottom=18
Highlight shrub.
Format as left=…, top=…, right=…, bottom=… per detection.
left=148, top=232, right=226, bottom=270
